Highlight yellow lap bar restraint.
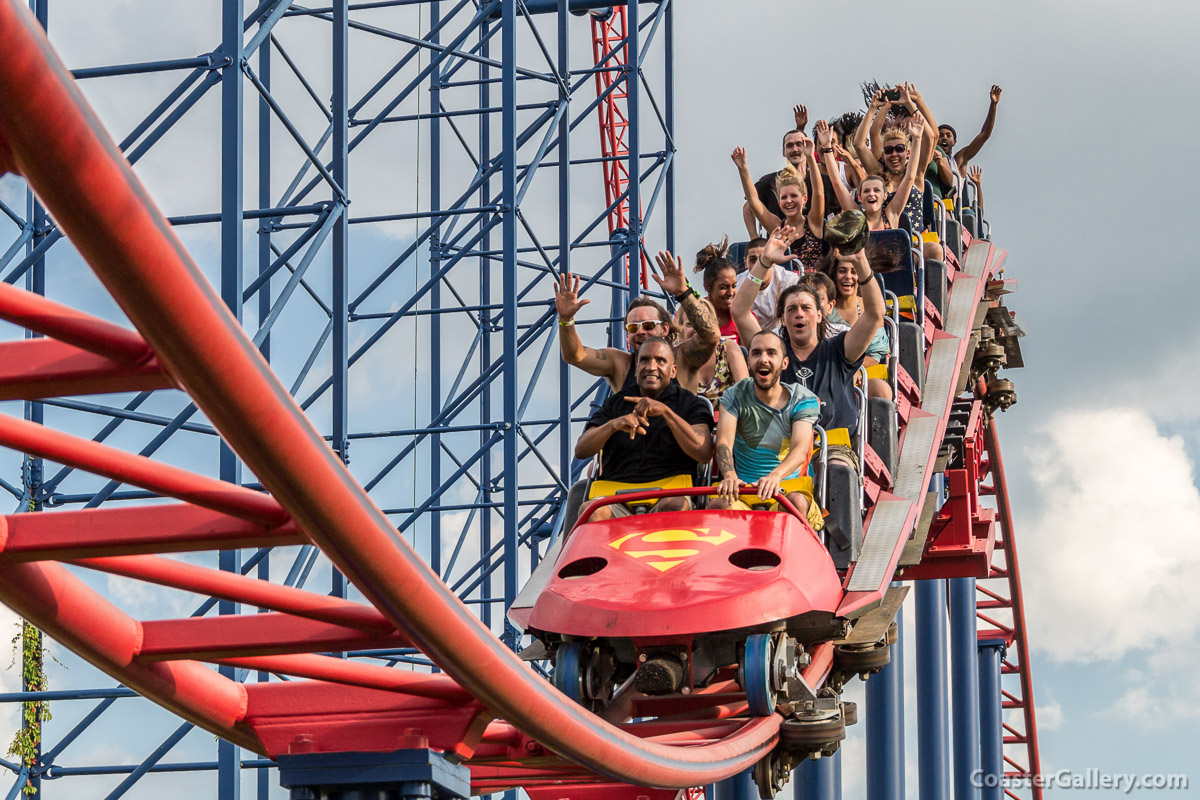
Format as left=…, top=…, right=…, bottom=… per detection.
left=717, top=476, right=824, bottom=530
left=820, top=427, right=852, bottom=448
left=588, top=474, right=694, bottom=506
left=865, top=363, right=889, bottom=381
left=887, top=294, right=918, bottom=313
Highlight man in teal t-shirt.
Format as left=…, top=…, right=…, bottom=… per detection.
left=713, top=329, right=823, bottom=529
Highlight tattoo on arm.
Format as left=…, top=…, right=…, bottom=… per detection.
left=716, top=443, right=736, bottom=477
left=679, top=294, right=719, bottom=368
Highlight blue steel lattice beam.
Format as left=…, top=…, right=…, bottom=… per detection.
left=0, top=1, right=674, bottom=798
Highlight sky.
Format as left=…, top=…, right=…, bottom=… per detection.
left=671, top=2, right=1200, bottom=798
left=2, top=0, right=1200, bottom=799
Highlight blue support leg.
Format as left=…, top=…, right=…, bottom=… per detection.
left=556, top=0, right=572, bottom=514
left=500, top=0, right=520, bottom=650
left=950, top=577, right=980, bottom=800
left=795, top=752, right=839, bottom=799
left=977, top=640, right=1005, bottom=800
left=713, top=768, right=756, bottom=800
left=916, top=578, right=951, bottom=800
left=625, top=0, right=641, bottom=298
left=867, top=594, right=905, bottom=800
left=219, top=1, right=244, bottom=798
left=429, top=0, right=443, bottom=584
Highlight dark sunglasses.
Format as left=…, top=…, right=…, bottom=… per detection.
left=883, top=144, right=907, bottom=155
left=624, top=320, right=662, bottom=333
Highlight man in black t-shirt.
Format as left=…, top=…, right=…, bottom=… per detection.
left=575, top=338, right=715, bottom=520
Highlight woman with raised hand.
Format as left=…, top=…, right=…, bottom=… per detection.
left=820, top=116, right=922, bottom=233
left=732, top=141, right=826, bottom=270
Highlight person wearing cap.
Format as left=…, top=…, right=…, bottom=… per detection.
left=730, top=221, right=884, bottom=471
left=553, top=250, right=719, bottom=394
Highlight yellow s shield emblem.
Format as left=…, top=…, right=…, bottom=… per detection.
left=609, top=527, right=737, bottom=572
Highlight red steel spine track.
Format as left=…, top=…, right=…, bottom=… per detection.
left=981, top=419, right=1043, bottom=799
left=590, top=6, right=647, bottom=287
left=0, top=0, right=777, bottom=788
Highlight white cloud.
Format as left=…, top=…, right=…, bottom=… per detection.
left=1019, top=407, right=1200, bottom=663
left=1101, top=639, right=1200, bottom=729
left=1037, top=691, right=1063, bottom=732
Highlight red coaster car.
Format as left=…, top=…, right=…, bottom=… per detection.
left=517, top=486, right=845, bottom=715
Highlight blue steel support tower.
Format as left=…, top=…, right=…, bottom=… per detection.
left=0, top=1, right=675, bottom=797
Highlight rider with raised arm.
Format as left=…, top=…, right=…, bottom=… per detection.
left=554, top=252, right=719, bottom=393
left=731, top=226, right=884, bottom=469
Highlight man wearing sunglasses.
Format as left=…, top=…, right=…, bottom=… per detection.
left=553, top=250, right=719, bottom=393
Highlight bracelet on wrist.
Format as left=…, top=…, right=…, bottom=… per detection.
left=557, top=317, right=575, bottom=327
left=747, top=274, right=764, bottom=286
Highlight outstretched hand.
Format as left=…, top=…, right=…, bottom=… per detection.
left=652, top=250, right=688, bottom=297
left=762, top=225, right=798, bottom=267
left=990, top=84, right=1003, bottom=104
left=905, top=112, right=926, bottom=141
left=553, top=272, right=591, bottom=319
left=731, top=146, right=749, bottom=171
left=815, top=119, right=833, bottom=149
left=967, top=165, right=983, bottom=186
left=793, top=104, right=809, bottom=131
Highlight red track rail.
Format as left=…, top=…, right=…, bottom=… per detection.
left=590, top=7, right=647, bottom=287
left=0, top=3, right=1032, bottom=797
left=978, top=419, right=1043, bottom=799
left=0, top=0, right=779, bottom=789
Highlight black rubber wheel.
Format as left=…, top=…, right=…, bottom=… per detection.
left=779, top=714, right=846, bottom=751
left=834, top=642, right=891, bottom=674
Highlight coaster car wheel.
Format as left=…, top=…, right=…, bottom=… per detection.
left=743, top=633, right=777, bottom=716
left=553, top=642, right=587, bottom=704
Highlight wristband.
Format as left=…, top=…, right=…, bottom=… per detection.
left=673, top=284, right=700, bottom=303
left=747, top=274, right=763, bottom=285
left=557, top=317, right=575, bottom=327
left=820, top=147, right=834, bottom=154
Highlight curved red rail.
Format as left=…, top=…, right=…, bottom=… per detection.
left=0, top=0, right=779, bottom=788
